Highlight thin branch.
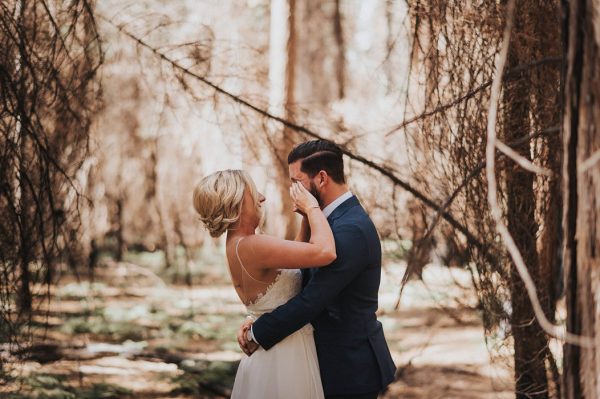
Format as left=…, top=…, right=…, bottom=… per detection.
left=578, top=149, right=600, bottom=173
left=422, top=126, right=559, bottom=241
left=495, top=140, right=553, bottom=176
left=384, top=57, right=562, bottom=137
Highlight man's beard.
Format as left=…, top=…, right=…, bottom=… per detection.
left=309, top=181, right=322, bottom=207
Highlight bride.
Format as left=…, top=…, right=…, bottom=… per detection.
left=192, top=169, right=334, bottom=399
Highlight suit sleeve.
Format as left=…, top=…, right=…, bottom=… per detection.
left=252, top=224, right=368, bottom=350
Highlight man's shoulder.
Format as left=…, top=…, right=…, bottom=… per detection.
left=333, top=214, right=379, bottom=245
left=333, top=204, right=374, bottom=228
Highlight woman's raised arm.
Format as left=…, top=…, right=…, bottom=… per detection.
left=238, top=182, right=335, bottom=270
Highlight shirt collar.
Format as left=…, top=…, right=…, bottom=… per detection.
left=322, top=191, right=353, bottom=218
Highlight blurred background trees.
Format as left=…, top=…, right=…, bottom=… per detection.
left=1, top=0, right=599, bottom=398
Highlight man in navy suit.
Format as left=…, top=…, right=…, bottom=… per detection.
left=238, top=140, right=396, bottom=398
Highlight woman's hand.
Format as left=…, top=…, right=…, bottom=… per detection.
left=290, top=182, right=319, bottom=215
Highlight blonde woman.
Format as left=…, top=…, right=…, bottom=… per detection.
left=193, top=169, right=333, bottom=398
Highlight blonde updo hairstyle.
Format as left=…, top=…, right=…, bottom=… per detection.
left=193, top=170, right=261, bottom=237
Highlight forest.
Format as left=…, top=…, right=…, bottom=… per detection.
left=0, top=0, right=599, bottom=398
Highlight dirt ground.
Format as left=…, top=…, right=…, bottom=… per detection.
left=1, top=257, right=514, bottom=398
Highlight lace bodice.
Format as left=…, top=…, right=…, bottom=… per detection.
left=245, top=269, right=302, bottom=318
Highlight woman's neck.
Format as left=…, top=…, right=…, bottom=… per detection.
left=227, top=223, right=255, bottom=240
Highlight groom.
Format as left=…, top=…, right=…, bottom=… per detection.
left=238, top=139, right=396, bottom=398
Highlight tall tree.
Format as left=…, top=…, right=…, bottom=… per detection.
left=267, top=0, right=346, bottom=238
left=268, top=0, right=297, bottom=239
left=502, top=1, right=562, bottom=397
left=403, top=1, right=563, bottom=397
left=562, top=0, right=600, bottom=396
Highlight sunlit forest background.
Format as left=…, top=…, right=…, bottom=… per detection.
left=1, top=0, right=599, bottom=398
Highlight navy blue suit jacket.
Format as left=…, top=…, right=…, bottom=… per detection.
left=252, top=196, right=396, bottom=395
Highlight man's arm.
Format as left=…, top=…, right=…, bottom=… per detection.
left=252, top=224, right=369, bottom=350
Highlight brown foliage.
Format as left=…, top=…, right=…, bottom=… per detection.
left=0, top=0, right=102, bottom=363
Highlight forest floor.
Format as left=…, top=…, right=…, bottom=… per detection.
left=1, top=251, right=514, bottom=398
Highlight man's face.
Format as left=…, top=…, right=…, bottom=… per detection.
left=288, top=160, right=321, bottom=205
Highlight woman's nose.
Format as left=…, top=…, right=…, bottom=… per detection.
left=259, top=193, right=266, bottom=203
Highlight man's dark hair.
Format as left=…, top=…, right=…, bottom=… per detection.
left=287, top=140, right=345, bottom=184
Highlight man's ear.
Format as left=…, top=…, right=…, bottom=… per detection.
left=318, top=170, right=328, bottom=186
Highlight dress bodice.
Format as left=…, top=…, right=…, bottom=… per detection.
left=232, top=268, right=323, bottom=399
left=245, top=269, right=302, bottom=318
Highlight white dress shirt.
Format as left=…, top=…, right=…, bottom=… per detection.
left=322, top=191, right=353, bottom=218
left=248, top=191, right=353, bottom=346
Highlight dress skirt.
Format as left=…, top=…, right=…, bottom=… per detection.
left=231, top=324, right=324, bottom=399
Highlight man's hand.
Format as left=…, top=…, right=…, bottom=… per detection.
left=237, top=319, right=259, bottom=356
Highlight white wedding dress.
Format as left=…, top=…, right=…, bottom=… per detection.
left=230, top=264, right=324, bottom=398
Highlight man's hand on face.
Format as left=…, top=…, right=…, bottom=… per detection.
left=237, top=319, right=259, bottom=356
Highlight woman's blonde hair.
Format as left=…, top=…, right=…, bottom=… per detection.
left=192, top=169, right=261, bottom=237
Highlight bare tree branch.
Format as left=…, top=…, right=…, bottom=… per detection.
left=422, top=126, right=560, bottom=241
left=384, top=57, right=562, bottom=138
left=578, top=149, right=600, bottom=173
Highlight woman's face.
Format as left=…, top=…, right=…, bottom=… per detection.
left=241, top=187, right=265, bottom=228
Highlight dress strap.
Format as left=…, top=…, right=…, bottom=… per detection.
left=235, top=237, right=268, bottom=285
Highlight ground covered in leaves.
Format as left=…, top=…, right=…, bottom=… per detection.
left=1, top=249, right=513, bottom=398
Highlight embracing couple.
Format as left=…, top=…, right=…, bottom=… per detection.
left=193, top=140, right=396, bottom=398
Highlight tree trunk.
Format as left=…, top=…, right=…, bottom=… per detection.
left=16, top=0, right=32, bottom=315
left=503, top=2, right=556, bottom=397
left=148, top=137, right=173, bottom=269
left=530, top=0, right=563, bottom=395
left=266, top=0, right=347, bottom=238
left=504, top=103, right=550, bottom=399
left=562, top=0, right=600, bottom=397
left=268, top=0, right=297, bottom=239
left=333, top=0, right=345, bottom=99
left=115, top=196, right=125, bottom=262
